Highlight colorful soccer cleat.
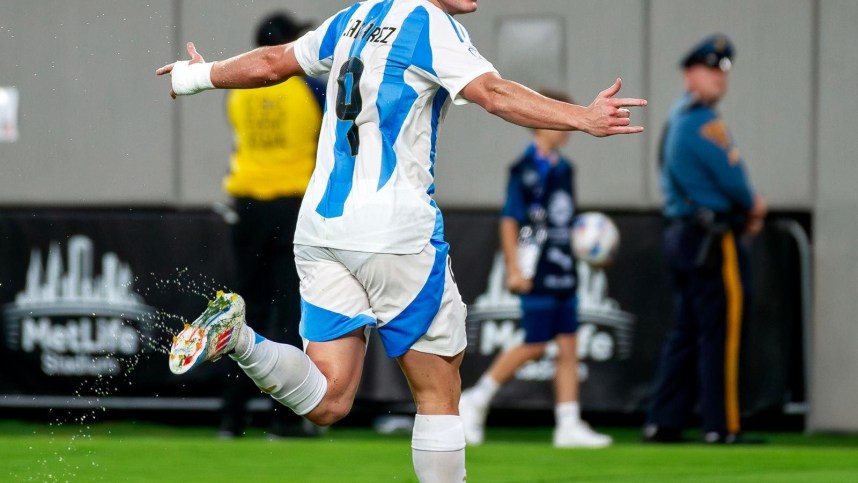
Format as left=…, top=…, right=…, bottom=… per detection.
left=168, top=291, right=245, bottom=375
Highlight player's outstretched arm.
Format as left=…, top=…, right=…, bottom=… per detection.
left=156, top=41, right=305, bottom=99
left=461, top=73, right=647, bottom=137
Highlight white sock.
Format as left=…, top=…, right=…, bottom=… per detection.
left=555, top=401, right=581, bottom=427
left=229, top=326, right=327, bottom=416
left=411, top=415, right=466, bottom=483
left=231, top=324, right=255, bottom=359
left=468, top=374, right=500, bottom=407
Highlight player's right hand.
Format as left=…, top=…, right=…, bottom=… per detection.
left=156, top=42, right=209, bottom=99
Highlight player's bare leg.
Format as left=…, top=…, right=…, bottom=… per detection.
left=302, top=328, right=368, bottom=426
left=225, top=325, right=368, bottom=426
left=398, top=349, right=466, bottom=483
left=399, top=349, right=463, bottom=414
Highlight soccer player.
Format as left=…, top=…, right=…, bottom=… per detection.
left=158, top=1, right=645, bottom=481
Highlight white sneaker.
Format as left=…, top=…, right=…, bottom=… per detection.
left=553, top=421, right=613, bottom=448
left=458, top=389, right=488, bottom=445
left=169, top=291, right=245, bottom=375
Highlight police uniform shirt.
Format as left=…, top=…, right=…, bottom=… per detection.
left=502, top=143, right=577, bottom=296
left=224, top=77, right=325, bottom=199
left=660, top=93, right=755, bottom=220
left=292, top=0, right=499, bottom=254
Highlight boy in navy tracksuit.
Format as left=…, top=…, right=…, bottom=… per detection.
left=459, top=90, right=612, bottom=449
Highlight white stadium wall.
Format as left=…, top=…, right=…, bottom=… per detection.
left=810, top=0, right=858, bottom=432
left=0, top=0, right=822, bottom=210
left=0, top=0, right=856, bottom=431
left=0, top=1, right=177, bottom=205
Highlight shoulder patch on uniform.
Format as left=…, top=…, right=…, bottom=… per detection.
left=728, top=147, right=741, bottom=165
left=700, top=119, right=730, bottom=150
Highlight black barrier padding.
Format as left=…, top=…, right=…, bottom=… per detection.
left=0, top=209, right=810, bottom=420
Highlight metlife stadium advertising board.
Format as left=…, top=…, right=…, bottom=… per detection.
left=0, top=209, right=806, bottom=416
left=0, top=211, right=235, bottom=405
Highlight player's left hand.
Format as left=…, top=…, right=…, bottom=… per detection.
left=583, top=78, right=647, bottom=137
left=156, top=42, right=208, bottom=99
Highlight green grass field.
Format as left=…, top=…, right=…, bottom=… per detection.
left=2, top=420, right=857, bottom=482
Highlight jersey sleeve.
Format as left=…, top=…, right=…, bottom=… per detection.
left=424, top=14, right=498, bottom=105
left=294, top=4, right=361, bottom=77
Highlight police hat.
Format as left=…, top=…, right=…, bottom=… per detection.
left=255, top=12, right=313, bottom=47
left=681, top=34, right=735, bottom=72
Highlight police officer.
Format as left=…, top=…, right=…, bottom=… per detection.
left=643, top=34, right=767, bottom=444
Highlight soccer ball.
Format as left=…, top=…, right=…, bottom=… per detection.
left=572, top=212, right=620, bottom=267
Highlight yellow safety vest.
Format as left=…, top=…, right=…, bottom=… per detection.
left=224, top=77, right=323, bottom=199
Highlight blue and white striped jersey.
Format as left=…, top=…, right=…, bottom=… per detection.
left=293, top=0, right=497, bottom=254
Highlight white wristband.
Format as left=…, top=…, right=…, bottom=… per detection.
left=170, top=61, right=215, bottom=96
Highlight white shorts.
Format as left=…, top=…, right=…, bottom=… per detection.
left=294, top=240, right=467, bottom=358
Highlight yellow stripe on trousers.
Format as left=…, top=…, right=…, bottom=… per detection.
left=720, top=231, right=742, bottom=434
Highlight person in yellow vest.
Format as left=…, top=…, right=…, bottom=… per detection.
left=218, top=11, right=325, bottom=439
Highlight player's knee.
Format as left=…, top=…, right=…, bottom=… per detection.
left=306, top=398, right=353, bottom=426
